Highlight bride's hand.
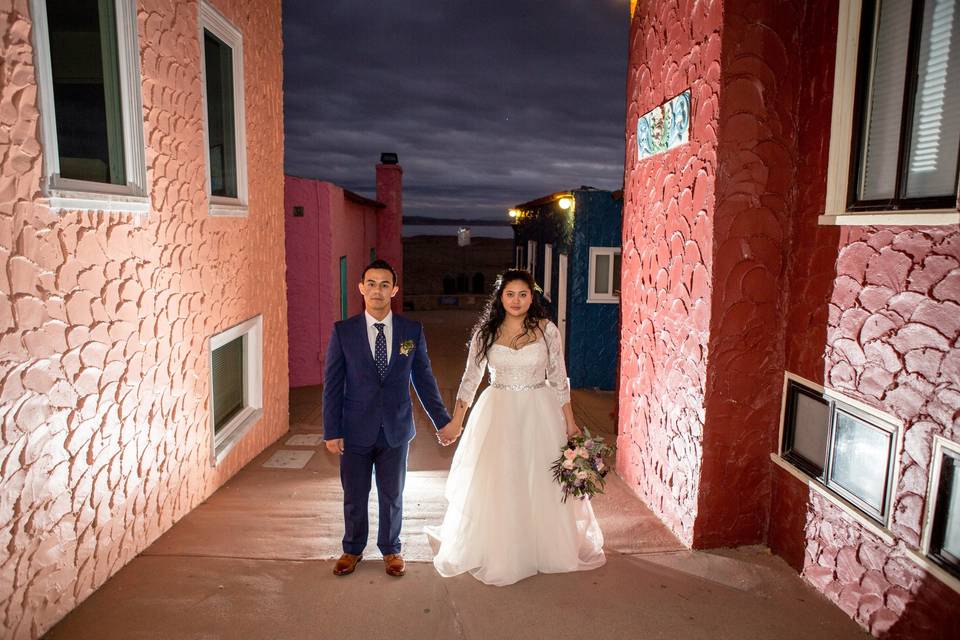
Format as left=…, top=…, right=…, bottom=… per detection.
left=437, top=419, right=463, bottom=446
left=565, top=422, right=582, bottom=439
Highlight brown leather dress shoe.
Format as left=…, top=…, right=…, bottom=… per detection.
left=383, top=553, right=405, bottom=577
left=333, top=553, right=362, bottom=576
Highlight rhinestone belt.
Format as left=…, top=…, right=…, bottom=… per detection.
left=490, top=381, right=547, bottom=391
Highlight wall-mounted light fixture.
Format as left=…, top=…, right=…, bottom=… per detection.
left=508, top=208, right=520, bottom=218
left=558, top=197, right=573, bottom=210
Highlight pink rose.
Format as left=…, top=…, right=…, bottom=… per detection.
left=562, top=459, right=575, bottom=470
left=563, top=449, right=577, bottom=461
left=574, top=447, right=588, bottom=458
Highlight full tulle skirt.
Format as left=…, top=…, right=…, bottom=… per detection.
left=425, top=385, right=606, bottom=586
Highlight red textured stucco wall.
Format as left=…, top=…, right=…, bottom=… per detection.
left=376, top=163, right=403, bottom=314
left=623, top=0, right=960, bottom=636
left=0, top=1, right=287, bottom=638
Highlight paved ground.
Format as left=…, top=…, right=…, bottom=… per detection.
left=45, top=311, right=868, bottom=639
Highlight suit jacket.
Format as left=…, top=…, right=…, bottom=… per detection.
left=322, top=313, right=451, bottom=448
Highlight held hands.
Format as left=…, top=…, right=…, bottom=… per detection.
left=325, top=438, right=344, bottom=455
left=437, top=418, right=463, bottom=447
left=565, top=422, right=583, bottom=439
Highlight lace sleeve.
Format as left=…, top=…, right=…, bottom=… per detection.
left=544, top=321, right=571, bottom=405
left=456, top=332, right=487, bottom=407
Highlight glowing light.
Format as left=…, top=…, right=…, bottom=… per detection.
left=508, top=209, right=519, bottom=218
left=558, top=197, right=573, bottom=210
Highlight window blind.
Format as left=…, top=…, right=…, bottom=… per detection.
left=212, top=335, right=244, bottom=432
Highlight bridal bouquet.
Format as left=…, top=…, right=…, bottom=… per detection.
left=550, top=429, right=615, bottom=503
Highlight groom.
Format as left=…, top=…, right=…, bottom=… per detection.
left=323, top=259, right=454, bottom=577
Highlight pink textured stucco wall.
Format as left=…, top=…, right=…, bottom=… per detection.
left=0, top=1, right=287, bottom=638
left=330, top=187, right=378, bottom=323
left=284, top=177, right=330, bottom=388
left=618, top=0, right=722, bottom=546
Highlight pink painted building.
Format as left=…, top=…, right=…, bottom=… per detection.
left=0, top=1, right=286, bottom=637
left=620, top=0, right=959, bottom=637
left=284, top=159, right=403, bottom=387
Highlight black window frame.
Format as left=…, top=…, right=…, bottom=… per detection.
left=928, top=447, right=960, bottom=579
left=782, top=380, right=831, bottom=479
left=824, top=404, right=898, bottom=525
left=847, top=0, right=960, bottom=212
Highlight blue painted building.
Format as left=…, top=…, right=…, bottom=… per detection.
left=510, top=187, right=622, bottom=390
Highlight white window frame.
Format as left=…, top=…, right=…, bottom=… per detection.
left=515, top=245, right=523, bottom=269
left=527, top=240, right=537, bottom=274
left=209, top=315, right=263, bottom=463
left=587, top=247, right=620, bottom=304
left=915, top=435, right=960, bottom=593
left=821, top=0, right=959, bottom=226
left=772, top=371, right=903, bottom=545
left=199, top=0, right=248, bottom=217
left=29, top=0, right=149, bottom=214
left=543, top=243, right=553, bottom=301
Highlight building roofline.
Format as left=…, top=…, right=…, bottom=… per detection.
left=512, top=186, right=621, bottom=210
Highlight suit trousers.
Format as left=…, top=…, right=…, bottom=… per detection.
left=340, top=427, right=409, bottom=555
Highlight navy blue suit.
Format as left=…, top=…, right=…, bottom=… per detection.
left=323, top=313, right=451, bottom=555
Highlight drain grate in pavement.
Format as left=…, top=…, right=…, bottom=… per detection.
left=285, top=434, right=325, bottom=447
left=262, top=450, right=314, bottom=469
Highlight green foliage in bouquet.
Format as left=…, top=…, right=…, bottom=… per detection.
left=550, top=428, right=615, bottom=503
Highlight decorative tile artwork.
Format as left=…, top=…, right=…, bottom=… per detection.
left=285, top=433, right=325, bottom=446
left=637, top=90, right=691, bottom=160
left=262, top=450, right=315, bottom=469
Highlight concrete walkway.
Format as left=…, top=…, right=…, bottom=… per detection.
left=46, top=311, right=868, bottom=639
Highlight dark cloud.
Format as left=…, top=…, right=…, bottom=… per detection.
left=282, top=0, right=630, bottom=223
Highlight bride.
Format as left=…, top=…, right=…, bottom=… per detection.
left=426, top=269, right=605, bottom=586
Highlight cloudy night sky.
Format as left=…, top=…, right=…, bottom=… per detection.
left=282, top=1, right=630, bottom=235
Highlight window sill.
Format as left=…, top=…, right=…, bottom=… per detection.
left=212, top=406, right=263, bottom=465
left=769, top=452, right=895, bottom=545
left=818, top=210, right=960, bottom=226
left=586, top=296, right=619, bottom=304
left=903, top=548, right=960, bottom=597
left=45, top=190, right=150, bottom=215
left=209, top=200, right=249, bottom=217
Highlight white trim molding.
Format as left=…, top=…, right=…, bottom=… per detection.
left=587, top=246, right=621, bottom=304
left=198, top=0, right=249, bottom=217
left=913, top=435, right=960, bottom=594
left=209, top=315, right=263, bottom=463
left=543, top=243, right=553, bottom=301
left=821, top=0, right=959, bottom=227
left=29, top=0, right=149, bottom=215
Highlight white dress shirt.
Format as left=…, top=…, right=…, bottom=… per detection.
left=364, top=310, right=393, bottom=362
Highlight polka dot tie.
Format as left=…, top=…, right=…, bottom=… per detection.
left=374, top=323, right=388, bottom=380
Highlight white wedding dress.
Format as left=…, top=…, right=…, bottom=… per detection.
left=425, top=321, right=605, bottom=586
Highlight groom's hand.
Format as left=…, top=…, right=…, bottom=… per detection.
left=325, top=438, right=344, bottom=455
left=436, top=420, right=462, bottom=447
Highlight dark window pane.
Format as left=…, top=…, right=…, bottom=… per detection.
left=212, top=336, right=244, bottom=431
left=47, top=0, right=125, bottom=185
left=613, top=252, right=622, bottom=295
left=594, top=253, right=610, bottom=294
left=904, top=0, right=960, bottom=199
left=931, top=451, right=960, bottom=576
left=829, top=410, right=893, bottom=516
left=782, top=382, right=830, bottom=477
left=857, top=0, right=912, bottom=201
left=204, top=30, right=237, bottom=198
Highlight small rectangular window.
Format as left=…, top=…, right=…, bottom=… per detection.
left=781, top=381, right=830, bottom=478
left=199, top=1, right=247, bottom=215
left=850, top=0, right=960, bottom=210
left=825, top=406, right=897, bottom=523
left=588, top=247, right=621, bottom=303
left=211, top=336, right=244, bottom=431
left=927, top=443, right=960, bottom=579
left=30, top=0, right=148, bottom=212
left=209, top=316, right=263, bottom=461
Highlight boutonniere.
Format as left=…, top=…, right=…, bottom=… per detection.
left=399, top=339, right=416, bottom=357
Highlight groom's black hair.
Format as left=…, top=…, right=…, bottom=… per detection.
left=361, top=259, right=398, bottom=286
